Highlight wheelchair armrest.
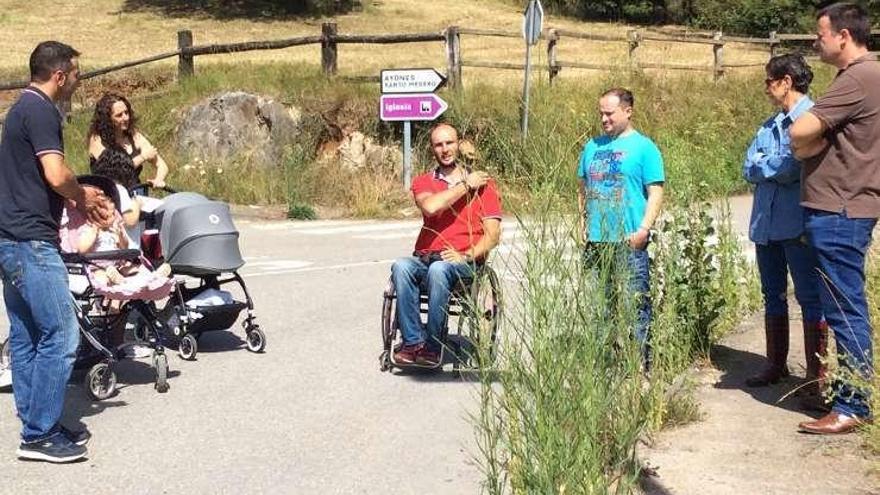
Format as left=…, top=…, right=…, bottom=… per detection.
left=61, top=249, right=141, bottom=264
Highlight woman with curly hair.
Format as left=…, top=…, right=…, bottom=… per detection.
left=88, top=93, right=169, bottom=188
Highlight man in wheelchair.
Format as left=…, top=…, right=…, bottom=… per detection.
left=390, top=123, right=502, bottom=367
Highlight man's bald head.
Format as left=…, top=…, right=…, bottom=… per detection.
left=430, top=123, right=460, bottom=168
left=430, top=123, right=459, bottom=143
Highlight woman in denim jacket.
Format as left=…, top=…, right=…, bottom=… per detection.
left=743, top=53, right=827, bottom=409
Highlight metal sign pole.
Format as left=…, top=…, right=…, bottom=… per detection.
left=520, top=0, right=542, bottom=140
left=403, top=120, right=412, bottom=189
left=521, top=41, right=532, bottom=139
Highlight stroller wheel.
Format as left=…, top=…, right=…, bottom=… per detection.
left=245, top=325, right=266, bottom=353
left=85, top=362, right=117, bottom=401
left=153, top=352, right=170, bottom=393
left=178, top=334, right=198, bottom=361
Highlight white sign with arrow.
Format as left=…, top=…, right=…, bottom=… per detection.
left=381, top=68, right=446, bottom=94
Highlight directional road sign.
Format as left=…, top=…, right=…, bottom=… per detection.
left=379, top=93, right=448, bottom=122
left=381, top=68, right=446, bottom=94
left=522, top=0, right=544, bottom=46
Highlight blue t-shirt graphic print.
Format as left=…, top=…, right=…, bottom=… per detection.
left=587, top=148, right=626, bottom=200
left=577, top=131, right=664, bottom=243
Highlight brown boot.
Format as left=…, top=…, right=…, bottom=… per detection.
left=746, top=315, right=790, bottom=387
left=800, top=320, right=830, bottom=411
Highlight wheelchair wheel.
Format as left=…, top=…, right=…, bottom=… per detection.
left=381, top=282, right=397, bottom=351
left=458, top=267, right=502, bottom=368
left=153, top=352, right=169, bottom=393
left=178, top=334, right=198, bottom=361
left=379, top=351, right=392, bottom=372
left=85, top=362, right=117, bottom=401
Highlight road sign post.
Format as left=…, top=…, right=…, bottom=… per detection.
left=379, top=69, right=448, bottom=189
left=521, top=0, right=543, bottom=139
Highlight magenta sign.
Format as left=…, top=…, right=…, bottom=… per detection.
left=379, top=93, right=448, bottom=122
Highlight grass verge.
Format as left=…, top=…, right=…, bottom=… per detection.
left=56, top=60, right=835, bottom=216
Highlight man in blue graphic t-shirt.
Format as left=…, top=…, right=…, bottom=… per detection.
left=577, top=87, right=665, bottom=368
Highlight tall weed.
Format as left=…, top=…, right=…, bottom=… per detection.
left=475, top=179, right=756, bottom=492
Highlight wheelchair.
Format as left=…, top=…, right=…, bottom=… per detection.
left=379, top=263, right=502, bottom=372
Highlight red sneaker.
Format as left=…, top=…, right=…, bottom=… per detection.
left=393, top=343, right=423, bottom=365
left=415, top=348, right=441, bottom=367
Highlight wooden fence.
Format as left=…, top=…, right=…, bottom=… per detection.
left=0, top=24, right=878, bottom=93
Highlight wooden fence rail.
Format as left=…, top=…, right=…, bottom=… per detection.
left=0, top=25, right=877, bottom=94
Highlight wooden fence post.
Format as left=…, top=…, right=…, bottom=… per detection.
left=445, top=26, right=462, bottom=90
left=769, top=30, right=779, bottom=58
left=322, top=22, right=338, bottom=76
left=547, top=28, right=559, bottom=84
left=712, top=31, right=724, bottom=81
left=177, top=30, right=194, bottom=80
left=627, top=29, right=640, bottom=71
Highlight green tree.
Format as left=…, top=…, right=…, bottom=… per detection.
left=122, top=0, right=359, bottom=19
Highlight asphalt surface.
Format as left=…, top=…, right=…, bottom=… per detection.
left=0, top=196, right=754, bottom=494
left=0, top=216, right=531, bottom=494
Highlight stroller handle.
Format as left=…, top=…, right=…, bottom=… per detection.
left=131, top=183, right=178, bottom=196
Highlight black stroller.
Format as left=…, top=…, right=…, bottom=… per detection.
left=2, top=175, right=175, bottom=401
left=138, top=190, right=266, bottom=361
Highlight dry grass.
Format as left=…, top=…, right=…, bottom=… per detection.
left=0, top=0, right=773, bottom=85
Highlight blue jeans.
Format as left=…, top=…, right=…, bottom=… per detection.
left=391, top=255, right=476, bottom=353
left=755, top=239, right=823, bottom=322
left=804, top=209, right=876, bottom=418
left=0, top=239, right=80, bottom=443
left=583, top=243, right=652, bottom=365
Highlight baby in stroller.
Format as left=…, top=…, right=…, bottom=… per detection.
left=58, top=175, right=177, bottom=398
left=65, top=194, right=171, bottom=290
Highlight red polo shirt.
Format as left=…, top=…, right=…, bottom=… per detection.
left=411, top=168, right=502, bottom=256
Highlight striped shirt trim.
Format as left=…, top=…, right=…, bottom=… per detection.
left=35, top=149, right=64, bottom=157
left=22, top=88, right=50, bottom=102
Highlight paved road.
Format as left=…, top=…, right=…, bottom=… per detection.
left=0, top=217, right=530, bottom=494
left=0, top=197, right=753, bottom=494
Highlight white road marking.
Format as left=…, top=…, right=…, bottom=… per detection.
left=241, top=259, right=395, bottom=278
left=245, top=260, right=314, bottom=270
left=296, top=221, right=422, bottom=235
left=250, top=220, right=372, bottom=231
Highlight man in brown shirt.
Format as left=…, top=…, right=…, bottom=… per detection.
left=790, top=2, right=880, bottom=434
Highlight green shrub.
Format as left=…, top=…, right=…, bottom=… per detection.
left=121, top=0, right=359, bottom=18
left=689, top=0, right=816, bottom=36
left=512, top=0, right=879, bottom=36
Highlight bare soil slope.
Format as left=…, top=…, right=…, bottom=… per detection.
left=640, top=311, right=878, bottom=495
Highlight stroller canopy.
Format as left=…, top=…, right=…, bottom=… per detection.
left=155, top=192, right=244, bottom=275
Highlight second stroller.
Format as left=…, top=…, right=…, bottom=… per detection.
left=143, top=191, right=266, bottom=360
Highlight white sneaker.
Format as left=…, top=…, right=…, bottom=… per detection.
left=0, top=368, right=12, bottom=389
